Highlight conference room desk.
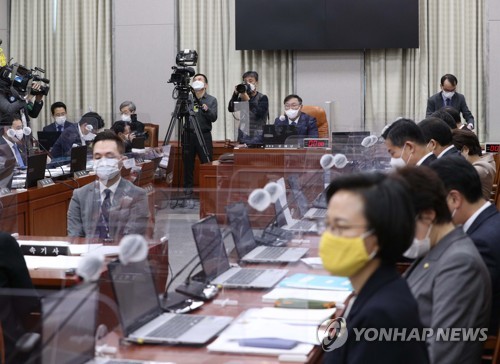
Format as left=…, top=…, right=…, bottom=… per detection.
left=98, top=237, right=329, bottom=364
left=199, top=147, right=329, bottom=226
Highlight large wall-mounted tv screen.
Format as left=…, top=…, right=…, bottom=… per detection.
left=236, top=0, right=419, bottom=50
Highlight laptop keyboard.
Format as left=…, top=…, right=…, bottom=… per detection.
left=255, top=247, right=287, bottom=260
left=225, top=269, right=265, bottom=285
left=147, top=315, right=204, bottom=339
left=290, top=220, right=315, bottom=231
left=308, top=208, right=327, bottom=218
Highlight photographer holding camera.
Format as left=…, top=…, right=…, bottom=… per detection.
left=228, top=71, right=269, bottom=144
left=118, top=100, right=147, bottom=139
left=0, top=64, right=47, bottom=126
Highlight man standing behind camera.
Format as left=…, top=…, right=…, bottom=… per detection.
left=183, top=73, right=217, bottom=200
left=228, top=71, right=269, bottom=143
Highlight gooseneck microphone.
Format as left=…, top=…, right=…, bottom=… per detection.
left=118, top=234, right=149, bottom=265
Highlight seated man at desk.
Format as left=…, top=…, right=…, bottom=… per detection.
left=274, top=94, right=319, bottom=139
left=42, top=101, right=73, bottom=132
left=67, top=131, right=149, bottom=239
left=0, top=112, right=28, bottom=168
left=51, top=111, right=104, bottom=159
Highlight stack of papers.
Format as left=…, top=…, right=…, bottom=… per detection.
left=207, top=308, right=320, bottom=357
left=262, top=287, right=351, bottom=305
left=24, top=255, right=83, bottom=270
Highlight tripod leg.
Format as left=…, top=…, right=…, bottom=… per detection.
left=189, top=114, right=211, bottom=163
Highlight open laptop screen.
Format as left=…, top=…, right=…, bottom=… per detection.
left=70, top=145, right=88, bottom=173
left=26, top=153, right=48, bottom=188
left=108, top=259, right=163, bottom=335
left=226, top=202, right=257, bottom=257
left=191, top=216, right=230, bottom=281
left=41, top=283, right=98, bottom=364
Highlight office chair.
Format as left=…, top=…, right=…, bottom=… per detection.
left=301, top=105, right=329, bottom=138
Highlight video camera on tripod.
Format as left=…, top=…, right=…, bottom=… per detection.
left=168, top=49, right=198, bottom=90
left=0, top=61, right=50, bottom=96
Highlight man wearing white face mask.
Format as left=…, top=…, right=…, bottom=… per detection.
left=426, top=74, right=475, bottom=130
left=273, top=94, right=318, bottom=139
left=228, top=71, right=269, bottom=144
left=0, top=113, right=27, bottom=167
left=182, top=73, right=217, bottom=198
left=42, top=101, right=73, bottom=132
left=67, top=131, right=149, bottom=239
left=381, top=118, right=436, bottom=168
left=51, top=111, right=104, bottom=159
left=119, top=100, right=146, bottom=138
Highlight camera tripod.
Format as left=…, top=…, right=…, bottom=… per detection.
left=163, top=86, right=211, bottom=208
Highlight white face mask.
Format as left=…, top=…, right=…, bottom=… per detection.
left=191, top=80, right=205, bottom=91
left=442, top=91, right=455, bottom=99
left=94, top=157, right=121, bottom=181
left=121, top=114, right=132, bottom=122
left=14, top=129, right=24, bottom=140
left=390, top=157, right=406, bottom=169
left=55, top=116, right=66, bottom=125
left=83, top=132, right=96, bottom=141
left=285, top=109, right=300, bottom=120
left=248, top=82, right=256, bottom=92
left=403, top=224, right=432, bottom=259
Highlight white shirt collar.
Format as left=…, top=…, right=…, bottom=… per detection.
left=463, top=201, right=491, bottom=233
left=77, top=124, right=86, bottom=145
left=98, top=177, right=121, bottom=200
left=416, top=152, right=434, bottom=166
left=437, top=145, right=455, bottom=159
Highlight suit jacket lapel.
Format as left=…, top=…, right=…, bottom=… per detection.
left=467, top=204, right=496, bottom=235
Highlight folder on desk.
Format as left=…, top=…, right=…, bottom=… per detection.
left=278, top=273, right=353, bottom=291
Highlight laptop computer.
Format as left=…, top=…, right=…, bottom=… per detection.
left=274, top=178, right=317, bottom=232
left=263, top=125, right=299, bottom=148
left=70, top=145, right=88, bottom=173
left=191, top=215, right=288, bottom=288
left=26, top=153, right=48, bottom=188
left=108, top=259, right=232, bottom=345
left=225, top=202, right=308, bottom=263
left=287, top=174, right=328, bottom=220
left=131, top=136, right=145, bottom=149
left=40, top=282, right=170, bottom=364
left=37, top=131, right=60, bottom=152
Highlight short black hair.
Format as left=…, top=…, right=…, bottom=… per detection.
left=381, top=118, right=426, bottom=147
left=418, top=117, right=452, bottom=146
left=92, top=130, right=125, bottom=154
left=326, top=172, right=415, bottom=265
left=194, top=73, right=208, bottom=84
left=79, top=112, right=105, bottom=130
left=452, top=129, right=482, bottom=156
left=242, top=71, right=259, bottom=81
left=50, top=101, right=67, bottom=115
left=431, top=109, right=456, bottom=129
left=283, top=94, right=303, bottom=104
left=0, top=112, right=22, bottom=127
left=440, top=74, right=458, bottom=86
left=430, top=156, right=483, bottom=203
left=396, top=166, right=452, bottom=224
left=441, top=106, right=461, bottom=124
left=111, top=120, right=128, bottom=135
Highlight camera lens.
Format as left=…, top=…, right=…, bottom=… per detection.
left=236, top=84, right=247, bottom=93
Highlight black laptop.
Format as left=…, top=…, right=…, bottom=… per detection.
left=26, top=153, right=48, bottom=188
left=70, top=145, right=88, bottom=173
left=37, top=131, right=61, bottom=152
left=263, top=125, right=299, bottom=148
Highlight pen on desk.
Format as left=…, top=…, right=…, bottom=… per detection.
left=274, top=298, right=336, bottom=309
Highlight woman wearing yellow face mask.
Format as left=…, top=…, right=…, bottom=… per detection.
left=320, top=173, right=429, bottom=364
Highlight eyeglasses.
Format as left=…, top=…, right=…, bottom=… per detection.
left=326, top=223, right=368, bottom=237
left=284, top=103, right=301, bottom=110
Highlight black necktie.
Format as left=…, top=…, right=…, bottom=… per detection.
left=445, top=98, right=451, bottom=106
left=57, top=125, right=63, bottom=132
left=97, top=189, right=112, bottom=238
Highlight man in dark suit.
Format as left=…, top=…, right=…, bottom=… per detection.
left=67, top=130, right=149, bottom=239
left=418, top=117, right=462, bottom=159
left=426, top=74, right=475, bottom=129
left=51, top=111, right=104, bottom=159
left=42, top=101, right=73, bottom=132
left=431, top=156, right=500, bottom=335
left=381, top=118, right=436, bottom=167
left=273, top=94, right=318, bottom=139
left=0, top=113, right=28, bottom=167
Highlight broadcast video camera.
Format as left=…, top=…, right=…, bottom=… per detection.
left=0, top=62, right=50, bottom=95
left=168, top=49, right=198, bottom=88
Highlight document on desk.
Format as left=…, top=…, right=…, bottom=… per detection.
left=68, top=244, right=120, bottom=256
left=207, top=309, right=317, bottom=356
left=247, top=307, right=335, bottom=325
left=24, top=255, right=82, bottom=270
left=18, top=240, right=70, bottom=246
left=262, top=287, right=351, bottom=304
left=278, top=273, right=353, bottom=291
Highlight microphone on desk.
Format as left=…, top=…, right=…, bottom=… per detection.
left=76, top=253, right=105, bottom=282
left=118, top=234, right=149, bottom=265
